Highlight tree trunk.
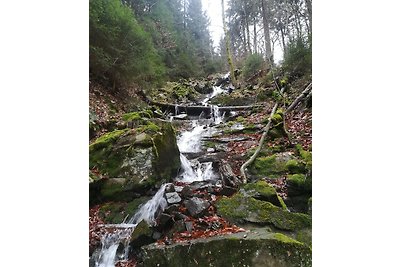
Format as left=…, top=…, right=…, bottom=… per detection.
left=305, top=0, right=312, bottom=33
left=221, top=0, right=237, bottom=87
left=261, top=0, right=273, bottom=66
left=253, top=17, right=257, bottom=54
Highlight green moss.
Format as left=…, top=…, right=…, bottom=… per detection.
left=122, top=112, right=141, bottom=122
left=89, top=129, right=128, bottom=151
left=285, top=159, right=306, bottom=174
left=250, top=155, right=286, bottom=177
left=273, top=233, right=303, bottom=245
left=152, top=123, right=181, bottom=182
left=141, top=232, right=312, bottom=267
left=243, top=180, right=276, bottom=198
left=278, top=195, right=288, bottom=210
left=294, top=228, right=312, bottom=247
left=137, top=122, right=160, bottom=134
left=216, top=193, right=311, bottom=231
left=287, top=174, right=312, bottom=194
left=99, top=202, right=126, bottom=224
left=122, top=110, right=153, bottom=122
left=271, top=113, right=283, bottom=124
left=235, top=116, right=244, bottom=122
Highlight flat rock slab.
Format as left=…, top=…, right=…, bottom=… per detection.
left=141, top=231, right=311, bottom=267
left=165, top=192, right=181, bottom=204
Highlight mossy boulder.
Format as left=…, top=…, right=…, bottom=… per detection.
left=140, top=231, right=311, bottom=267
left=242, top=180, right=283, bottom=208
left=249, top=152, right=307, bottom=179
left=129, top=220, right=154, bottom=248
left=287, top=174, right=312, bottom=195
left=285, top=159, right=306, bottom=174
left=89, top=122, right=180, bottom=204
left=151, top=82, right=201, bottom=104
left=216, top=192, right=311, bottom=231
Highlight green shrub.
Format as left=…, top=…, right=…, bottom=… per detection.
left=242, top=53, right=266, bottom=79
left=283, top=38, right=312, bottom=79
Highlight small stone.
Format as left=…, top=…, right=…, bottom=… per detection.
left=164, top=204, right=180, bottom=214
left=164, top=183, right=175, bottom=193
left=180, top=185, right=193, bottom=198
left=184, top=197, right=210, bottom=218
left=207, top=148, right=215, bottom=153
left=174, top=186, right=184, bottom=193
left=158, top=213, right=172, bottom=226
left=165, top=192, right=181, bottom=204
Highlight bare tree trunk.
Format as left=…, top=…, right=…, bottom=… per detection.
left=261, top=0, right=273, bottom=66
left=242, top=22, right=248, bottom=55
left=280, top=28, right=286, bottom=55
left=253, top=17, right=257, bottom=54
left=222, top=0, right=237, bottom=87
left=305, top=0, right=312, bottom=33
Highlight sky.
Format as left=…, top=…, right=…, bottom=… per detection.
left=201, top=0, right=283, bottom=63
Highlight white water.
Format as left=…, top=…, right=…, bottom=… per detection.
left=201, top=85, right=225, bottom=106
left=177, top=121, right=207, bottom=153
left=95, top=184, right=168, bottom=267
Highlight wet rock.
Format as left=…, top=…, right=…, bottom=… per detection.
left=180, top=185, right=193, bottom=198
left=164, top=204, right=180, bottom=214
left=184, top=197, right=210, bottom=218
left=170, top=219, right=186, bottom=233
left=219, top=163, right=241, bottom=188
left=182, top=151, right=206, bottom=160
left=165, top=192, right=182, bottom=204
left=129, top=220, right=153, bottom=248
left=173, top=212, right=189, bottom=221
left=141, top=231, right=311, bottom=267
left=197, top=152, right=224, bottom=163
left=158, top=213, right=173, bottom=226
left=215, top=186, right=237, bottom=196
left=164, top=183, right=175, bottom=193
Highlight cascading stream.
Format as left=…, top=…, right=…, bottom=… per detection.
left=93, top=83, right=226, bottom=267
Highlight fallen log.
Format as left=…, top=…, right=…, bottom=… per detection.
left=285, top=82, right=312, bottom=113
left=148, top=99, right=263, bottom=116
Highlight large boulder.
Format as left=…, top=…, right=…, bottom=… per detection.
left=89, top=121, right=181, bottom=205
left=242, top=180, right=285, bottom=208
left=140, top=231, right=311, bottom=267
left=216, top=192, right=311, bottom=231
left=249, top=152, right=305, bottom=179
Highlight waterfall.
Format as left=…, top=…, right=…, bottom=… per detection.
left=177, top=121, right=206, bottom=153
left=211, top=105, right=224, bottom=124
left=94, top=184, right=168, bottom=267
left=93, top=78, right=227, bottom=267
